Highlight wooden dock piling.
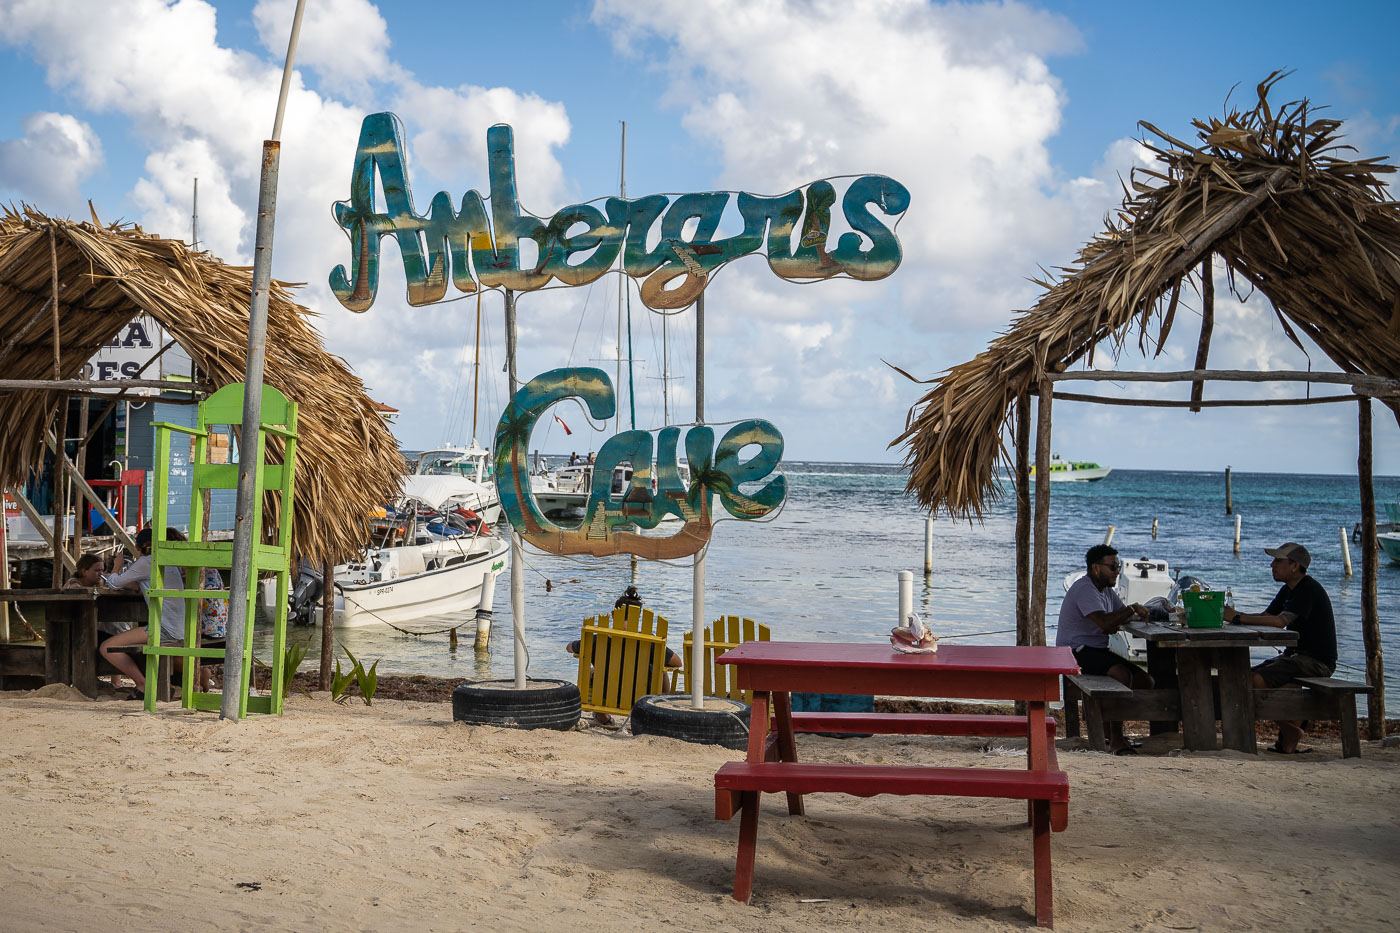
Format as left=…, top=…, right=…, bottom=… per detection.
left=1225, top=466, right=1233, bottom=515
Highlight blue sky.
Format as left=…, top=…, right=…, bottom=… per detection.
left=1, top=0, right=1397, bottom=477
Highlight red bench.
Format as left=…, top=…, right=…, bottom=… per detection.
left=791, top=711, right=1058, bottom=739
left=715, top=760, right=1069, bottom=927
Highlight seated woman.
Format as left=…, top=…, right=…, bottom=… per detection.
left=66, top=552, right=133, bottom=690
left=98, top=528, right=188, bottom=700
left=567, top=586, right=682, bottom=724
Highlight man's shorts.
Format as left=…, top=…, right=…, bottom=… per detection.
left=1252, top=653, right=1333, bottom=687
left=1072, top=645, right=1130, bottom=676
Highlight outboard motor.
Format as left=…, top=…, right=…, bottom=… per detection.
left=288, top=563, right=324, bottom=626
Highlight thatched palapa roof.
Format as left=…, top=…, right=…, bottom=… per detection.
left=895, top=74, right=1400, bottom=518
left=0, top=206, right=402, bottom=564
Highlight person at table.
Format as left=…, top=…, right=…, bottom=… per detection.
left=1056, top=544, right=1153, bottom=755
left=66, top=552, right=135, bottom=689
left=1224, top=542, right=1336, bottom=754
left=98, top=528, right=188, bottom=700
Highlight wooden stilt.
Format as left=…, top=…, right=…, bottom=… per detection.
left=50, top=400, right=68, bottom=588
left=1016, top=391, right=1031, bottom=647
left=1357, top=398, right=1385, bottom=735
left=319, top=557, right=334, bottom=691
left=1031, top=380, right=1052, bottom=646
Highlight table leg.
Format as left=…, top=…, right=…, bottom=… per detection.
left=45, top=606, right=71, bottom=687
left=72, top=603, right=98, bottom=698
left=1032, top=799, right=1054, bottom=928
left=1176, top=649, right=1217, bottom=750
left=771, top=690, right=804, bottom=816
left=1215, top=648, right=1257, bottom=753
left=734, top=689, right=768, bottom=904
left=1145, top=642, right=1180, bottom=735
left=1027, top=701, right=1049, bottom=771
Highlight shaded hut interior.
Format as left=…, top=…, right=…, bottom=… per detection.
left=893, top=75, right=1398, bottom=728
left=0, top=207, right=403, bottom=567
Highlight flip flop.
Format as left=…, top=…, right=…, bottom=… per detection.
left=1267, top=742, right=1313, bottom=754
left=1112, top=745, right=1139, bottom=756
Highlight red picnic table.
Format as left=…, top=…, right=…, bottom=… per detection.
left=714, top=641, right=1079, bottom=928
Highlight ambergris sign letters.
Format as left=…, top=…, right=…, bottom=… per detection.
left=330, top=113, right=910, bottom=312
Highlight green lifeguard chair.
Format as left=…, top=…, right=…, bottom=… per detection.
left=144, top=383, right=299, bottom=717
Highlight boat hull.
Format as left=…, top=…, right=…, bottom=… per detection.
left=1379, top=532, right=1400, bottom=565
left=334, top=537, right=508, bottom=627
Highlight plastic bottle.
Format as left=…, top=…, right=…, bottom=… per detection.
left=1225, top=587, right=1235, bottom=609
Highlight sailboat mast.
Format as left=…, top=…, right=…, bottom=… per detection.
left=471, top=286, right=482, bottom=441
left=662, top=310, right=670, bottom=424
left=616, top=121, right=626, bottom=434
left=191, top=177, right=199, bottom=249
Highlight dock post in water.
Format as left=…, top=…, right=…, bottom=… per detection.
left=474, top=570, right=498, bottom=651
left=923, top=518, right=932, bottom=575
left=1152, top=517, right=1158, bottom=540
left=1225, top=466, right=1233, bottom=515
left=1340, top=527, right=1353, bottom=577
left=1104, top=525, right=1115, bottom=546
left=1233, top=513, right=1242, bottom=554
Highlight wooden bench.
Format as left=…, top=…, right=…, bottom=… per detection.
left=1259, top=676, right=1374, bottom=758
left=792, top=711, right=1058, bottom=740
left=715, top=761, right=1069, bottom=927
left=1062, top=674, right=1133, bottom=751
left=1067, top=673, right=1374, bottom=758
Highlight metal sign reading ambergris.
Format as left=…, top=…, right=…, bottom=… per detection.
left=330, top=113, right=910, bottom=311
left=494, top=368, right=784, bottom=559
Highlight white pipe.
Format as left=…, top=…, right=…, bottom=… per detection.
left=1340, top=526, right=1353, bottom=576
left=511, top=534, right=526, bottom=687
left=1104, top=525, right=1115, bottom=546
left=1234, top=513, right=1242, bottom=554
left=898, top=570, right=913, bottom=627
left=692, top=553, right=705, bottom=710
left=474, top=570, right=498, bottom=649
left=269, top=0, right=307, bottom=141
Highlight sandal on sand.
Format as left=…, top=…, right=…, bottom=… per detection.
left=1112, top=745, right=1139, bottom=756
left=124, top=689, right=145, bottom=702
left=1267, top=742, right=1313, bottom=754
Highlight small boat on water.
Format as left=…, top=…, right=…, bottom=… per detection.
left=1379, top=532, right=1400, bottom=565
left=409, top=442, right=503, bottom=526
left=1031, top=454, right=1111, bottom=482
left=332, top=532, right=508, bottom=627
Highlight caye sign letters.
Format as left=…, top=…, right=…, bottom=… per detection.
left=330, top=113, right=910, bottom=312
left=494, top=368, right=785, bottom=560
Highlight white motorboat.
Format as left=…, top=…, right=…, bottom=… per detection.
left=409, top=442, right=503, bottom=525
left=1062, top=557, right=1178, bottom=662
left=531, top=461, right=634, bottom=521
left=1031, top=453, right=1111, bottom=482
left=331, top=533, right=508, bottom=627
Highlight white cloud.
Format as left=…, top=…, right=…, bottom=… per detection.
left=253, top=0, right=395, bottom=99
left=0, top=111, right=103, bottom=208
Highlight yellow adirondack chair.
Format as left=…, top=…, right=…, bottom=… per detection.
left=671, top=615, right=771, bottom=702
left=575, top=604, right=672, bottom=718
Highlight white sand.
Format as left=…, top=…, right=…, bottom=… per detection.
left=1, top=687, right=1395, bottom=932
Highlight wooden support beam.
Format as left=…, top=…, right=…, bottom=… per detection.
left=50, top=400, right=68, bottom=587
left=1030, top=379, right=1052, bottom=646
left=48, top=226, right=61, bottom=379
left=1051, top=392, right=1357, bottom=408
left=11, top=489, right=77, bottom=575
left=1190, top=258, right=1214, bottom=412
left=1015, top=390, right=1031, bottom=647
left=0, top=378, right=207, bottom=393
left=1049, top=369, right=1400, bottom=395
left=1357, top=398, right=1385, bottom=736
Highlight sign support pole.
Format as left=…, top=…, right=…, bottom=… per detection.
left=221, top=0, right=306, bottom=721
left=692, top=291, right=705, bottom=709
left=505, top=289, right=527, bottom=688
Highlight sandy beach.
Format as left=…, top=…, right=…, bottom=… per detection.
left=0, top=686, right=1395, bottom=932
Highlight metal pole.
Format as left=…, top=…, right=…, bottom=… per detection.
left=505, top=289, right=527, bottom=688
left=221, top=0, right=306, bottom=721
left=616, top=121, right=626, bottom=435
left=691, top=291, right=705, bottom=710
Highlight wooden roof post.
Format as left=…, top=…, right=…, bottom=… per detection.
left=1190, top=257, right=1214, bottom=412
left=50, top=400, right=68, bottom=588
left=71, top=399, right=89, bottom=566
left=48, top=225, right=61, bottom=379
left=1357, top=397, right=1385, bottom=735
left=1015, top=389, right=1031, bottom=647
left=1030, top=378, right=1052, bottom=646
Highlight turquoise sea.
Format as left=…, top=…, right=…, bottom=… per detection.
left=260, top=463, right=1400, bottom=705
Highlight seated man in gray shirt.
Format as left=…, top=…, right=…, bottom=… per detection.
left=1056, top=544, right=1153, bottom=755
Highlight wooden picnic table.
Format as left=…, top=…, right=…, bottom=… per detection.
left=713, top=641, right=1079, bottom=928
left=0, top=588, right=146, bottom=697
left=1122, top=620, right=1298, bottom=753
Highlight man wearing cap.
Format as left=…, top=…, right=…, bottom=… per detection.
left=1224, top=542, right=1337, bottom=754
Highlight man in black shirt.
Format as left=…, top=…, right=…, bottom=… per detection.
left=1224, top=542, right=1337, bottom=753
